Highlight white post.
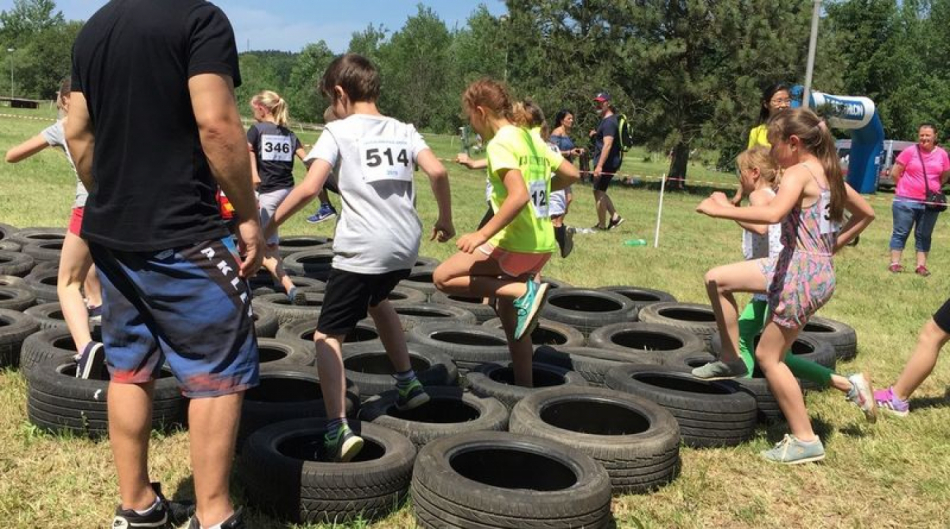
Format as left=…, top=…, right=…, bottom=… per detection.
left=653, top=173, right=667, bottom=248
left=802, top=0, right=822, bottom=105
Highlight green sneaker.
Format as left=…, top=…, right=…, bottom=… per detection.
left=691, top=360, right=749, bottom=380
left=760, top=434, right=825, bottom=465
left=395, top=378, right=430, bottom=411
left=513, top=280, right=549, bottom=341
left=323, top=423, right=364, bottom=463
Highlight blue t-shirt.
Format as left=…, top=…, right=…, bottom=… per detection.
left=592, top=114, right=622, bottom=171
left=549, top=134, right=576, bottom=162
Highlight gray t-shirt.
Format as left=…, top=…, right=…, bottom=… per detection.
left=42, top=120, right=88, bottom=208
left=306, top=114, right=429, bottom=274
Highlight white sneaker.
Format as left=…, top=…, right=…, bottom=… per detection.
left=846, top=372, right=877, bottom=423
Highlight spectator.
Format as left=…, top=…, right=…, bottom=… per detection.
left=888, top=123, right=950, bottom=276
left=589, top=92, right=624, bottom=230
left=748, top=83, right=791, bottom=148
left=66, top=1, right=262, bottom=527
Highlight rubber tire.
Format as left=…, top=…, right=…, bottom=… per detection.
left=251, top=292, right=324, bottom=327
left=20, top=327, right=93, bottom=381
left=482, top=318, right=585, bottom=348
left=282, top=249, right=335, bottom=280
left=277, top=235, right=332, bottom=258
left=252, top=304, right=279, bottom=338
left=605, top=364, right=758, bottom=448
left=0, top=250, right=35, bottom=277
left=276, top=319, right=382, bottom=350
left=598, top=285, right=677, bottom=312
left=541, top=276, right=573, bottom=289
left=587, top=322, right=707, bottom=366
left=386, top=286, right=428, bottom=305
left=414, top=256, right=441, bottom=268
left=249, top=273, right=325, bottom=297
left=637, top=302, right=719, bottom=346
left=257, top=337, right=316, bottom=368
left=411, top=430, right=612, bottom=529
left=0, top=308, right=41, bottom=368
left=540, top=288, right=637, bottom=335
left=240, top=418, right=416, bottom=524
left=0, top=222, right=17, bottom=243
left=359, top=386, right=508, bottom=449
left=429, top=291, right=498, bottom=323
left=509, top=386, right=680, bottom=494
left=0, top=240, right=20, bottom=252
left=465, top=362, right=588, bottom=409
left=391, top=302, right=477, bottom=332
left=532, top=345, right=659, bottom=387
left=8, top=227, right=66, bottom=247
left=342, top=342, right=458, bottom=399
left=709, top=331, right=836, bottom=370
left=238, top=365, right=360, bottom=451
left=406, top=322, right=511, bottom=374
left=23, top=301, right=100, bottom=334
left=0, top=285, right=36, bottom=311
left=399, top=266, right=439, bottom=299
left=24, top=268, right=58, bottom=303
left=27, top=354, right=185, bottom=437
left=21, top=240, right=63, bottom=263
left=0, top=275, right=26, bottom=289
left=800, top=316, right=858, bottom=361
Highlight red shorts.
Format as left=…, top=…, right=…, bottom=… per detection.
left=68, top=207, right=84, bottom=236
left=478, top=243, right=551, bottom=279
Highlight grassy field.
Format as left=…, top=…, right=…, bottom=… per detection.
left=2, top=108, right=950, bottom=528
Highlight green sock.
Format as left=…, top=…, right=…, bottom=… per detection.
left=736, top=300, right=769, bottom=378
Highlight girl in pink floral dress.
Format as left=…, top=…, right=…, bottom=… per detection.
left=696, top=108, right=875, bottom=464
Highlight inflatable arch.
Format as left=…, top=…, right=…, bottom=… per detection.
left=790, top=85, right=885, bottom=193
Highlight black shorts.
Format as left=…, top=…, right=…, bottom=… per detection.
left=593, top=174, right=615, bottom=192
left=316, top=267, right=411, bottom=336
left=933, top=298, right=950, bottom=333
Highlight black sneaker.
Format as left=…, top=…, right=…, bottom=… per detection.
left=188, top=507, right=245, bottom=529
left=112, top=482, right=194, bottom=528
left=76, top=341, right=106, bottom=379
left=607, top=215, right=625, bottom=230
left=560, top=227, right=574, bottom=258
left=288, top=287, right=306, bottom=306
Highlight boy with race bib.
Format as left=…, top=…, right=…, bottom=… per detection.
left=265, top=54, right=454, bottom=462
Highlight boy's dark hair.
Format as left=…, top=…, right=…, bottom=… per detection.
left=320, top=53, right=380, bottom=103
left=58, top=77, right=71, bottom=100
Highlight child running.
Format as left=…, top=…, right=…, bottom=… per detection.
left=5, top=78, right=105, bottom=378
left=693, top=146, right=876, bottom=422
left=433, top=79, right=580, bottom=387
left=265, top=53, right=454, bottom=462
left=247, top=90, right=308, bottom=305
left=695, top=108, right=874, bottom=464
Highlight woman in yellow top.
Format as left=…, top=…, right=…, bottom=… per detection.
left=434, top=78, right=579, bottom=387
left=748, top=83, right=792, bottom=148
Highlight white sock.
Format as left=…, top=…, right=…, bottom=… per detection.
left=133, top=495, right=161, bottom=516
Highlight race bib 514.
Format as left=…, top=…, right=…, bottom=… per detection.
left=359, top=137, right=413, bottom=183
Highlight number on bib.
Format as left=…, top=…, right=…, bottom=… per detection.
left=529, top=180, right=549, bottom=218
left=359, top=137, right=413, bottom=183
left=260, top=134, right=293, bottom=162
left=819, top=197, right=839, bottom=235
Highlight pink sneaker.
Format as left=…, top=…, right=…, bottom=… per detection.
left=874, top=387, right=909, bottom=417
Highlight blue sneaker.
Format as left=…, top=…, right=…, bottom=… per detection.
left=307, top=203, right=337, bottom=224
left=75, top=341, right=106, bottom=379
left=760, top=434, right=825, bottom=464
left=512, top=280, right=549, bottom=341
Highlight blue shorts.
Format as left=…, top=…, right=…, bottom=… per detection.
left=89, top=237, right=259, bottom=398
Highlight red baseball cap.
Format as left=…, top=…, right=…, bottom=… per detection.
left=593, top=91, right=611, bottom=102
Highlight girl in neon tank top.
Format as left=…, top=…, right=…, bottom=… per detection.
left=433, top=80, right=579, bottom=388
left=695, top=108, right=875, bottom=464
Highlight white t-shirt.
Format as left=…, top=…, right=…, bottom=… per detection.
left=42, top=120, right=87, bottom=208
left=306, top=114, right=428, bottom=274
left=741, top=188, right=782, bottom=302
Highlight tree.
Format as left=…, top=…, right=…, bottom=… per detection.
left=0, top=0, right=64, bottom=46
left=286, top=41, right=335, bottom=123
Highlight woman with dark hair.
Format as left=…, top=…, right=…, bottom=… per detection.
left=888, top=123, right=950, bottom=276
left=748, top=83, right=792, bottom=148
left=549, top=110, right=582, bottom=256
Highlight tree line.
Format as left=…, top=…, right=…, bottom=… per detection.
left=3, top=0, right=950, bottom=179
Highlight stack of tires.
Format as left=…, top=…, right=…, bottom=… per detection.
left=0, top=225, right=864, bottom=527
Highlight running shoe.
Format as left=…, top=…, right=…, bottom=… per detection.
left=560, top=227, right=575, bottom=258
left=112, top=482, right=194, bottom=529
left=760, top=434, right=825, bottom=464
left=845, top=373, right=877, bottom=422
left=874, top=386, right=910, bottom=417
left=324, top=423, right=364, bottom=463
left=75, top=341, right=106, bottom=379
left=306, top=203, right=337, bottom=224
left=888, top=263, right=903, bottom=273
left=691, top=360, right=749, bottom=380
left=288, top=287, right=306, bottom=306
left=916, top=265, right=931, bottom=277
left=395, top=378, right=430, bottom=411
left=513, top=280, right=549, bottom=341
left=607, top=215, right=625, bottom=230
left=87, top=304, right=103, bottom=324
left=187, top=507, right=244, bottom=529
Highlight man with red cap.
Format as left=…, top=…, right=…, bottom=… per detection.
left=589, top=91, right=624, bottom=230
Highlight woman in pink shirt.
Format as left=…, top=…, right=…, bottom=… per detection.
left=889, top=123, right=950, bottom=276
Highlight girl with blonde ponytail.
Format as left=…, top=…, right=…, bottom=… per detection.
left=695, top=107, right=876, bottom=464
left=248, top=90, right=309, bottom=304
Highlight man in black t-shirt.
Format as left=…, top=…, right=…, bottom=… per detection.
left=66, top=1, right=261, bottom=527
left=589, top=91, right=625, bottom=230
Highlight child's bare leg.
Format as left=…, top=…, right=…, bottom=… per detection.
left=433, top=251, right=527, bottom=300
left=367, top=300, right=411, bottom=373
left=757, top=323, right=815, bottom=441
left=705, top=260, right=768, bottom=363
left=497, top=297, right=534, bottom=387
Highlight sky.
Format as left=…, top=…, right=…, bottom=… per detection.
left=0, top=0, right=508, bottom=53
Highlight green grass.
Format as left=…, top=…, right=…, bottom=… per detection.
left=3, top=109, right=950, bottom=528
